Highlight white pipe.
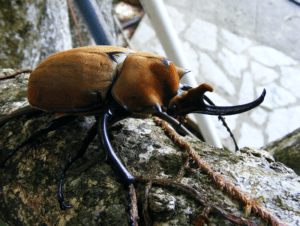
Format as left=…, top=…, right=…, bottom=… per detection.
left=140, top=0, right=223, bottom=148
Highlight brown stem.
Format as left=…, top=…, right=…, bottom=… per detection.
left=0, top=69, right=32, bottom=80
left=174, top=152, right=190, bottom=182
left=153, top=117, right=288, bottom=226
left=66, top=0, right=83, bottom=47
left=130, top=183, right=139, bottom=226
left=136, top=177, right=257, bottom=226
left=194, top=207, right=211, bottom=226
left=142, top=181, right=153, bottom=226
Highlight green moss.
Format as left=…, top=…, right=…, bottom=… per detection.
left=274, top=142, right=300, bottom=175
left=159, top=154, right=184, bottom=176
left=0, top=0, right=27, bottom=68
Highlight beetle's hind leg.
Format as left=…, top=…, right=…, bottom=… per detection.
left=0, top=115, right=76, bottom=168
left=58, top=119, right=98, bottom=209
left=0, top=105, right=42, bottom=129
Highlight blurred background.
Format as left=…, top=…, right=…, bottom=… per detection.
left=1, top=0, right=300, bottom=224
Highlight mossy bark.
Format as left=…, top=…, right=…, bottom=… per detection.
left=264, top=128, right=300, bottom=175
left=0, top=69, right=299, bottom=225
left=0, top=0, right=115, bottom=70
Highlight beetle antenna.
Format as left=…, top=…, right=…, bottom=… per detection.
left=218, top=115, right=239, bottom=151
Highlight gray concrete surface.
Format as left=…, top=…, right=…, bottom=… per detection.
left=131, top=0, right=300, bottom=151
left=164, top=0, right=300, bottom=61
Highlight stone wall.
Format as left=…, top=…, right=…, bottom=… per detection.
left=131, top=0, right=300, bottom=151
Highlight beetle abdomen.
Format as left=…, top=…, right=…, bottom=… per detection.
left=28, top=46, right=133, bottom=113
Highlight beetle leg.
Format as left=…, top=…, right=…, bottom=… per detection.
left=175, top=116, right=186, bottom=135
left=98, top=110, right=135, bottom=185
left=58, top=119, right=98, bottom=210
left=98, top=109, right=136, bottom=225
left=153, top=112, right=199, bottom=140
left=0, top=105, right=42, bottom=128
left=0, top=115, right=76, bottom=168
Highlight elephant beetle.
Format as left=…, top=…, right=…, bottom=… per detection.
left=0, top=46, right=266, bottom=225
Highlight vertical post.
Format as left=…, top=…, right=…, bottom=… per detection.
left=140, top=0, right=222, bottom=148
left=75, top=0, right=115, bottom=45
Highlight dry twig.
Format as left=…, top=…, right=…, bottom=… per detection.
left=136, top=177, right=258, bottom=226
left=66, top=0, right=83, bottom=47
left=194, top=207, right=211, bottom=226
left=129, top=183, right=139, bottom=226
left=142, top=181, right=153, bottom=226
left=0, top=69, right=32, bottom=80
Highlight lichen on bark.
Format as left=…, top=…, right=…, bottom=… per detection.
left=264, top=127, right=300, bottom=175
left=0, top=69, right=299, bottom=225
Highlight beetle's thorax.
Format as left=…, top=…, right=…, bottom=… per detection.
left=111, top=52, right=185, bottom=114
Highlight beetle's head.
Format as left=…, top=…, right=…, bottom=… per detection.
left=166, top=83, right=266, bottom=117
left=112, top=51, right=265, bottom=117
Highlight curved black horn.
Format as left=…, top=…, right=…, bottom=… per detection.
left=193, top=89, right=266, bottom=116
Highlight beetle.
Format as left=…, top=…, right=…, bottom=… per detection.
left=0, top=45, right=266, bottom=225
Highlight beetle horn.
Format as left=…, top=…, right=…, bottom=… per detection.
left=175, top=67, right=191, bottom=79
left=197, top=89, right=266, bottom=115
left=168, top=83, right=266, bottom=116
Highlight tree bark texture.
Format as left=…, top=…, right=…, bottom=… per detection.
left=0, top=69, right=299, bottom=225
